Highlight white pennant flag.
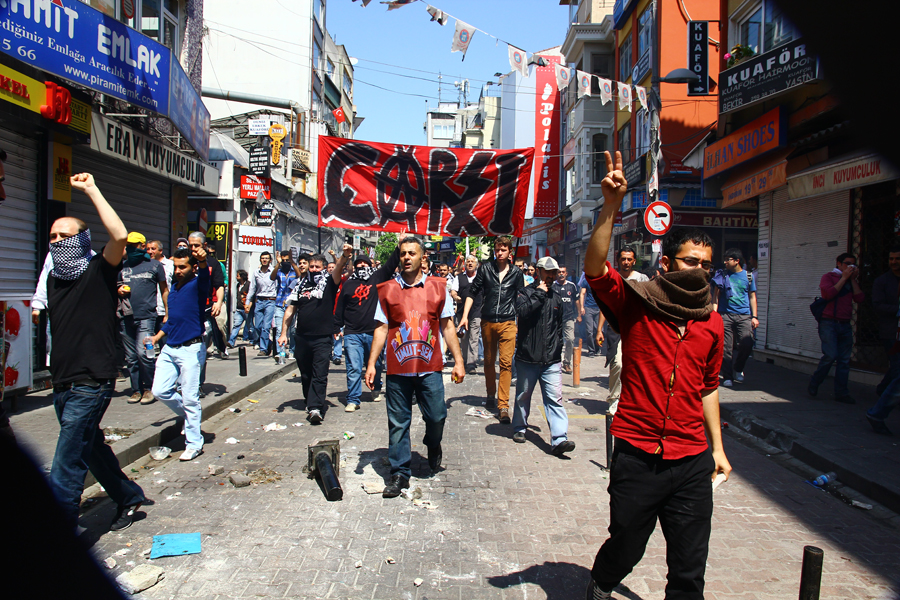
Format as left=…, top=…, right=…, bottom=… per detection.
left=451, top=20, right=476, bottom=59
left=508, top=45, right=529, bottom=78
left=617, top=81, right=632, bottom=112
left=383, top=0, right=414, bottom=9
left=598, top=78, right=613, bottom=105
left=554, top=62, right=571, bottom=92
left=635, top=85, right=649, bottom=110
left=576, top=70, right=592, bottom=99
left=426, top=5, right=448, bottom=25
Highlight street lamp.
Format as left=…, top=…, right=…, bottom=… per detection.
left=647, top=69, right=701, bottom=204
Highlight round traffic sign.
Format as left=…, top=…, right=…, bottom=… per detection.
left=643, top=200, right=673, bottom=236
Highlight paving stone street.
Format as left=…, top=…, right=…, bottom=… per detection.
left=70, top=357, right=900, bottom=600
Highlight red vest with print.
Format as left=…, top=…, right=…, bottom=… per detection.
left=376, top=277, right=447, bottom=375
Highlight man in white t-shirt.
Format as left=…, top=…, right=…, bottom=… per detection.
left=147, top=239, right=173, bottom=333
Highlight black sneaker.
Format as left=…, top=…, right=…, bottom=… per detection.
left=307, top=409, right=323, bottom=424
left=585, top=578, right=612, bottom=600
left=484, top=396, right=496, bottom=411
left=552, top=440, right=576, bottom=457
left=427, top=444, right=442, bottom=472
left=332, top=358, right=342, bottom=366
left=383, top=474, right=410, bottom=498
left=867, top=414, right=894, bottom=436
left=513, top=431, right=526, bottom=443
left=110, top=503, right=141, bottom=532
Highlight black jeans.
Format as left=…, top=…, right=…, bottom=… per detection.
left=721, top=313, right=753, bottom=380
left=294, top=334, right=332, bottom=411
left=592, top=440, right=715, bottom=600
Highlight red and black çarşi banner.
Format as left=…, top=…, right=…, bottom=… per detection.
left=317, top=136, right=534, bottom=237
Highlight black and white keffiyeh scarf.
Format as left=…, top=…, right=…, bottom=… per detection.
left=50, top=229, right=94, bottom=280
left=349, top=266, right=376, bottom=282
left=294, top=271, right=329, bottom=300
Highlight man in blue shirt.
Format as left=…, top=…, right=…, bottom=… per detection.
left=579, top=271, right=601, bottom=355
left=146, top=246, right=210, bottom=461
left=272, top=250, right=301, bottom=358
left=712, top=248, right=758, bottom=387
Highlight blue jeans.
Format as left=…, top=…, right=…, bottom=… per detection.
left=152, top=342, right=205, bottom=450
left=273, top=304, right=295, bottom=354
left=333, top=331, right=344, bottom=360
left=809, top=320, right=853, bottom=397
left=386, top=372, right=446, bottom=479
left=869, top=375, right=900, bottom=421
left=228, top=309, right=248, bottom=346
left=50, top=380, right=145, bottom=525
left=120, top=316, right=156, bottom=393
left=344, top=332, right=383, bottom=405
left=254, top=299, right=276, bottom=353
left=512, top=360, right=569, bottom=447
left=876, top=340, right=900, bottom=396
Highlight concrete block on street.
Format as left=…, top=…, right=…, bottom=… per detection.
left=116, top=564, right=165, bottom=594
left=208, top=465, right=224, bottom=475
left=229, top=473, right=251, bottom=488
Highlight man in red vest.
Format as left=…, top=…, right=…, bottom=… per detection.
left=366, top=237, right=466, bottom=498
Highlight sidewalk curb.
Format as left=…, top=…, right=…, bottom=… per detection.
left=719, top=405, right=900, bottom=515
left=101, top=362, right=295, bottom=479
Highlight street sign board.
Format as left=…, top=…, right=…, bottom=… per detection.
left=248, top=118, right=274, bottom=136
left=643, top=200, right=673, bottom=236
left=687, top=21, right=709, bottom=96
left=248, top=146, right=271, bottom=177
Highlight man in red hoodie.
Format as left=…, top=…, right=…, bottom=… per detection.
left=808, top=253, right=865, bottom=404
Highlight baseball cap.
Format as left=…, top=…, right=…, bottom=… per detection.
left=126, top=232, right=146, bottom=244
left=354, top=254, right=373, bottom=266
left=536, top=256, right=560, bottom=271
left=176, top=237, right=189, bottom=247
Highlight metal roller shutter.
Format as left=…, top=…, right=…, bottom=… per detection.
left=0, top=126, right=39, bottom=296
left=755, top=192, right=772, bottom=348
left=767, top=187, right=850, bottom=358
left=70, top=149, right=171, bottom=252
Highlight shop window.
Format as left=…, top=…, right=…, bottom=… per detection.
left=618, top=33, right=632, bottom=81
left=617, top=123, right=631, bottom=165
left=591, top=134, right=607, bottom=184
left=637, top=8, right=653, bottom=58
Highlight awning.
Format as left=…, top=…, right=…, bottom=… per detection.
left=209, top=130, right=250, bottom=168
left=721, top=148, right=793, bottom=208
left=271, top=199, right=318, bottom=227
left=787, top=152, right=898, bottom=200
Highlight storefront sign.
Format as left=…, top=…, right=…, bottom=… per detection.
left=673, top=211, right=758, bottom=229
left=719, top=39, right=819, bottom=114
left=248, top=145, right=270, bottom=177
left=721, top=160, right=786, bottom=207
left=48, top=142, right=72, bottom=202
left=1, top=0, right=209, bottom=160
left=687, top=21, right=709, bottom=96
left=624, top=154, right=646, bottom=187
left=237, top=225, right=274, bottom=253
left=632, top=49, right=650, bottom=84
left=704, top=107, right=785, bottom=178
left=563, top=137, right=577, bottom=169
left=0, top=63, right=91, bottom=135
left=257, top=204, right=273, bottom=226
left=90, top=113, right=219, bottom=195
left=206, top=221, right=230, bottom=262
left=532, top=54, right=562, bottom=219
left=788, top=154, right=898, bottom=199
left=248, top=118, right=274, bottom=136
left=758, top=239, right=769, bottom=259
left=1, top=300, right=33, bottom=395
left=239, top=175, right=271, bottom=200
left=547, top=221, right=563, bottom=245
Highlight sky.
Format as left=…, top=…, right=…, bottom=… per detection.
left=327, top=0, right=570, bottom=145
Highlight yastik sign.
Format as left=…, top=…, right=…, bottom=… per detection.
left=704, top=106, right=785, bottom=178
left=643, top=200, right=673, bottom=236
left=317, top=136, right=535, bottom=238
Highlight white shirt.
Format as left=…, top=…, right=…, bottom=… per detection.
left=156, top=256, right=174, bottom=316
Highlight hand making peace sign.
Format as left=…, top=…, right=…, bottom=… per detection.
left=600, top=151, right=628, bottom=209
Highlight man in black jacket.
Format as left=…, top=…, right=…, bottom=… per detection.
left=871, top=244, right=900, bottom=397
left=510, top=257, right=575, bottom=456
left=459, top=236, right=525, bottom=423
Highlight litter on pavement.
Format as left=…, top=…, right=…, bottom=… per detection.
left=262, top=422, right=286, bottom=432
left=224, top=437, right=239, bottom=444
left=150, top=533, right=202, bottom=559
left=465, top=407, right=492, bottom=419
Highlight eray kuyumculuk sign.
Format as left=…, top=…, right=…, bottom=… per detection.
left=719, top=38, right=818, bottom=113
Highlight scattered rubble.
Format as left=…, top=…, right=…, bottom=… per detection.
left=229, top=473, right=251, bottom=488
left=116, top=565, right=164, bottom=594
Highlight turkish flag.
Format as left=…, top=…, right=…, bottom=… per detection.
left=333, top=107, right=346, bottom=123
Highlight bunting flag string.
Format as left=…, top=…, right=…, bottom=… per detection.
left=635, top=85, right=649, bottom=110
left=598, top=78, right=613, bottom=105
left=617, top=81, right=632, bottom=112
left=508, top=45, right=529, bottom=78
left=382, top=0, right=415, bottom=10
left=554, top=62, right=571, bottom=92
left=426, top=4, right=448, bottom=25
left=576, top=70, right=591, bottom=99
left=451, top=19, right=476, bottom=60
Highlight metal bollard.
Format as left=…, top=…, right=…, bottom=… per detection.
left=238, top=347, right=248, bottom=377
left=798, top=545, right=824, bottom=600
left=573, top=338, right=582, bottom=387
left=314, top=451, right=344, bottom=501
left=605, top=411, right=614, bottom=469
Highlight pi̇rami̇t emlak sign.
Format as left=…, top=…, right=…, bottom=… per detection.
left=317, top=137, right=534, bottom=237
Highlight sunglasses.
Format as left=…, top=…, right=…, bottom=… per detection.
left=673, top=256, right=713, bottom=270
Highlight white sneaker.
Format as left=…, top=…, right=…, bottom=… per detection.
left=722, top=380, right=733, bottom=388
left=179, top=448, right=203, bottom=461
left=307, top=409, right=323, bottom=424
left=371, top=390, right=383, bottom=403
left=734, top=372, right=744, bottom=383
left=345, top=403, right=358, bottom=412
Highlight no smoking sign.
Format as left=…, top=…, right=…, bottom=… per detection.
left=643, top=200, right=673, bottom=236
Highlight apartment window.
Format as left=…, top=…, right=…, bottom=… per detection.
left=312, top=89, right=322, bottom=120
left=618, top=33, right=632, bottom=81
left=637, top=8, right=653, bottom=57
left=342, top=70, right=352, bottom=99
left=315, top=0, right=325, bottom=26
left=739, top=7, right=762, bottom=53
left=592, top=134, right=607, bottom=184
left=326, top=58, right=335, bottom=79
left=764, top=2, right=794, bottom=51
left=736, top=1, right=794, bottom=55
left=313, top=41, right=322, bottom=75
left=140, top=0, right=160, bottom=40
left=590, top=53, right=612, bottom=94
left=433, top=122, right=455, bottom=139
left=85, top=0, right=116, bottom=17
left=617, top=123, right=631, bottom=165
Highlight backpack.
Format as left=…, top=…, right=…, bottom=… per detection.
left=809, top=286, right=851, bottom=322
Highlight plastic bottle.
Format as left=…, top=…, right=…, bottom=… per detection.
left=144, top=337, right=156, bottom=359
left=812, top=472, right=837, bottom=487
left=278, top=350, right=286, bottom=365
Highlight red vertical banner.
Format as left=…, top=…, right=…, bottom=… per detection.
left=532, top=54, right=562, bottom=219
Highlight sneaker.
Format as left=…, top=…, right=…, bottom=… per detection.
left=866, top=414, right=894, bottom=436
left=140, top=391, right=155, bottom=405
left=127, top=391, right=141, bottom=404
left=382, top=473, right=410, bottom=498
left=585, top=578, right=612, bottom=600
left=198, top=387, right=207, bottom=399
left=513, top=431, right=526, bottom=443
left=427, top=444, right=442, bottom=472
left=834, top=394, right=856, bottom=405
left=499, top=408, right=511, bottom=424
left=721, top=380, right=733, bottom=388
left=332, top=358, right=342, bottom=365
left=562, top=364, right=572, bottom=374
left=734, top=372, right=744, bottom=383
left=371, top=390, right=383, bottom=403
left=257, top=350, right=268, bottom=357
left=223, top=348, right=230, bottom=357
left=552, top=440, right=576, bottom=457
left=484, top=396, right=496, bottom=410
left=807, top=386, right=818, bottom=398
left=179, top=448, right=203, bottom=461
left=307, top=409, right=323, bottom=424
left=345, top=403, right=359, bottom=412
left=110, top=503, right=141, bottom=532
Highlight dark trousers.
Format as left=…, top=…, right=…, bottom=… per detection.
left=592, top=441, right=715, bottom=599
left=720, top=313, right=753, bottom=380
left=386, top=372, right=446, bottom=479
left=294, top=334, right=332, bottom=411
left=876, top=340, right=900, bottom=396
left=582, top=306, right=600, bottom=354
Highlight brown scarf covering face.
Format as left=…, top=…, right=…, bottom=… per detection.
left=598, top=268, right=713, bottom=332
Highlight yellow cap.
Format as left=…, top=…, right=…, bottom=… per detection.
left=126, top=232, right=146, bottom=244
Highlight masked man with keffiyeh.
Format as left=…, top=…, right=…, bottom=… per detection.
left=45, top=173, right=146, bottom=533
left=278, top=246, right=353, bottom=424
left=333, top=250, right=401, bottom=412
left=582, top=152, right=732, bottom=600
